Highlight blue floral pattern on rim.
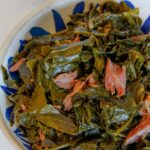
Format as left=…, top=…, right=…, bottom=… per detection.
left=0, top=0, right=149, bottom=149
left=141, top=16, right=150, bottom=34
left=19, top=40, right=28, bottom=53
left=8, top=57, right=20, bottom=82
left=73, top=1, right=85, bottom=15
left=124, top=0, right=135, bottom=9
left=29, top=27, right=50, bottom=36
left=52, top=9, right=66, bottom=32
left=14, top=128, right=32, bottom=150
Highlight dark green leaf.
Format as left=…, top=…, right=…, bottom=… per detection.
left=35, top=113, right=78, bottom=135
left=30, top=84, right=47, bottom=112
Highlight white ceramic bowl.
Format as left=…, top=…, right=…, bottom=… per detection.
left=0, top=0, right=150, bottom=149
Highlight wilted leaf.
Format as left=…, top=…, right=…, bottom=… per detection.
left=93, top=48, right=105, bottom=74
left=18, top=62, right=32, bottom=84
left=30, top=84, right=47, bottom=112
left=26, top=59, right=38, bottom=76
left=41, top=45, right=52, bottom=56
left=35, top=113, right=78, bottom=135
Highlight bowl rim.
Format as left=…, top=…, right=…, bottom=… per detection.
left=0, top=0, right=78, bottom=149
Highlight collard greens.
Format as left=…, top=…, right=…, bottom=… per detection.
left=2, top=1, right=150, bottom=150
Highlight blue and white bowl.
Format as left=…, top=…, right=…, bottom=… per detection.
left=0, top=0, right=150, bottom=149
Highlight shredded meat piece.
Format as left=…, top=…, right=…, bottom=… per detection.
left=86, top=73, right=99, bottom=88
left=124, top=114, right=150, bottom=146
left=21, top=103, right=27, bottom=112
left=54, top=70, right=78, bottom=89
left=139, top=95, right=150, bottom=116
left=39, top=129, right=45, bottom=142
left=63, top=80, right=85, bottom=111
left=73, top=35, right=80, bottom=42
left=53, top=105, right=61, bottom=110
left=10, top=58, right=26, bottom=72
left=105, top=58, right=126, bottom=97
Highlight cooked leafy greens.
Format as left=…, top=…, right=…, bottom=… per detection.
left=2, top=1, right=150, bottom=150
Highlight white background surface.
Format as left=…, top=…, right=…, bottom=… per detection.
left=0, top=0, right=149, bottom=150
